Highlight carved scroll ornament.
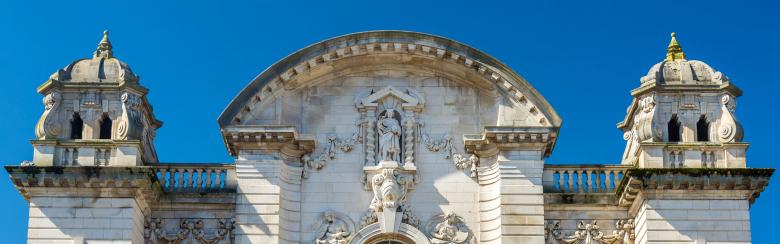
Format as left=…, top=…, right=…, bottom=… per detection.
left=35, top=91, right=62, bottom=139
left=116, top=92, right=144, bottom=140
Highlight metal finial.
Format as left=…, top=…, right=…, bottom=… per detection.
left=94, top=29, right=113, bottom=59
left=665, top=32, right=686, bottom=61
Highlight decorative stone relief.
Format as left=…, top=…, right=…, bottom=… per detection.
left=314, top=211, right=356, bottom=244
left=35, top=91, right=62, bottom=139
left=361, top=160, right=419, bottom=233
left=544, top=219, right=635, bottom=244
left=143, top=217, right=235, bottom=244
left=302, top=119, right=365, bottom=177
left=717, top=94, right=743, bottom=143
left=634, top=94, right=663, bottom=142
left=420, top=131, right=479, bottom=177
left=117, top=92, right=143, bottom=140
left=425, top=211, right=475, bottom=244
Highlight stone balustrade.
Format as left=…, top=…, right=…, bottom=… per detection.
left=543, top=164, right=631, bottom=193
left=151, top=163, right=237, bottom=193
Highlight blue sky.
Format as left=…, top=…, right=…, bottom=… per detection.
left=1, top=0, right=778, bottom=242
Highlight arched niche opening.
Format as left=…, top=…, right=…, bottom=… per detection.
left=99, top=113, right=112, bottom=139
left=696, top=115, right=709, bottom=142
left=667, top=114, right=681, bottom=142
left=70, top=112, right=84, bottom=139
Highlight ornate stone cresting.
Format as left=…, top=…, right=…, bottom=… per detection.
left=143, top=217, right=235, bottom=244
left=425, top=211, right=475, bottom=244
left=35, top=91, right=62, bottom=139
left=314, top=211, right=356, bottom=244
left=545, top=220, right=635, bottom=244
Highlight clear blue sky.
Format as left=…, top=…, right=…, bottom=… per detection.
left=1, top=0, right=778, bottom=242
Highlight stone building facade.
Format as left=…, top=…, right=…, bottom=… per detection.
left=5, top=31, right=772, bottom=244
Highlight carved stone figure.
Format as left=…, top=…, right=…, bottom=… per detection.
left=427, top=211, right=474, bottom=244
left=315, top=211, right=355, bottom=244
left=143, top=217, right=234, bottom=244
left=377, top=109, right=402, bottom=162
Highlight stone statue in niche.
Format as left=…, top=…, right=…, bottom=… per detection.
left=377, top=109, right=402, bottom=162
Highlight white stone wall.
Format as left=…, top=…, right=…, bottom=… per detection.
left=634, top=199, right=751, bottom=243
left=27, top=196, right=146, bottom=243
left=234, top=150, right=285, bottom=243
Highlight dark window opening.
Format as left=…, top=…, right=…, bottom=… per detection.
left=667, top=114, right=681, bottom=142
left=99, top=113, right=112, bottom=139
left=70, top=113, right=83, bottom=139
left=697, top=115, right=709, bottom=142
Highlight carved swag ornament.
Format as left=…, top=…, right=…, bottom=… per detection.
left=545, top=219, right=635, bottom=244
left=143, top=217, right=235, bottom=244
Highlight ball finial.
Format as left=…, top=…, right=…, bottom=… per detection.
left=671, top=32, right=676, bottom=38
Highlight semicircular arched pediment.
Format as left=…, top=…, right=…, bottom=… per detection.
left=218, top=31, right=561, bottom=129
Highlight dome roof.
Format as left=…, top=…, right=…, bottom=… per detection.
left=639, top=33, right=729, bottom=86
left=48, top=30, right=139, bottom=84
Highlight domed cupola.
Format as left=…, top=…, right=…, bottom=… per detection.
left=618, top=33, right=746, bottom=169
left=32, top=30, right=161, bottom=166
left=48, top=30, right=140, bottom=84
left=639, top=33, right=730, bottom=86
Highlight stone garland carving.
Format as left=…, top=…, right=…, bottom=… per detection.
left=545, top=219, right=635, bottom=244
left=315, top=211, right=355, bottom=244
left=302, top=118, right=367, bottom=176
left=425, top=211, right=475, bottom=244
left=35, top=91, right=62, bottom=139
left=717, top=94, right=743, bottom=143
left=420, top=128, right=479, bottom=177
left=144, top=217, right=235, bottom=244
left=116, top=92, right=144, bottom=140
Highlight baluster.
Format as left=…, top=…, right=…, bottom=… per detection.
left=215, top=169, right=223, bottom=189
left=167, top=169, right=175, bottom=191
left=157, top=169, right=166, bottom=190
left=589, top=170, right=596, bottom=192
left=205, top=169, right=213, bottom=189
left=605, top=170, right=613, bottom=190
left=566, top=170, right=573, bottom=192
left=196, top=169, right=204, bottom=191
left=176, top=168, right=184, bottom=191
left=595, top=169, right=602, bottom=192
left=576, top=170, right=583, bottom=193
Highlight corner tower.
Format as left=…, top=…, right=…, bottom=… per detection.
left=32, top=30, right=162, bottom=166
left=618, top=33, right=745, bottom=168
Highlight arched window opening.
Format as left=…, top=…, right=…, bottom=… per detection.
left=667, top=114, right=681, bottom=142
left=696, top=115, right=709, bottom=142
left=70, top=113, right=83, bottom=139
left=99, top=113, right=112, bottom=139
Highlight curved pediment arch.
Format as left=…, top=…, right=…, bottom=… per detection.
left=218, top=31, right=561, bottom=129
